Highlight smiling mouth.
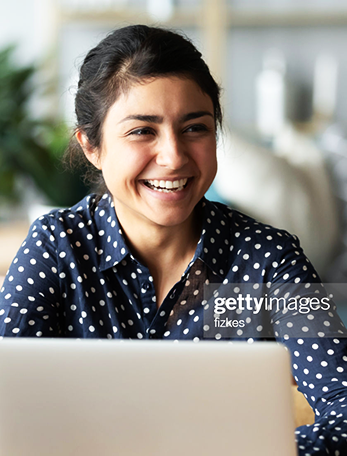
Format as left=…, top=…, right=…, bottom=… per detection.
left=143, top=178, right=189, bottom=193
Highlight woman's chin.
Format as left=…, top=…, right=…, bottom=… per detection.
left=142, top=207, right=196, bottom=230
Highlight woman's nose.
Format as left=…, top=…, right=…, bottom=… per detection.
left=155, top=134, right=189, bottom=169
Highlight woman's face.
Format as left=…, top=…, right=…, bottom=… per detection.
left=84, top=76, right=217, bottom=230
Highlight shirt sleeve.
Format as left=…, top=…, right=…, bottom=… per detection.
left=270, top=233, right=347, bottom=455
left=0, top=216, right=62, bottom=337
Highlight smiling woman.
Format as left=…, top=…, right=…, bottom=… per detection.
left=77, top=76, right=217, bottom=304
left=78, top=77, right=217, bottom=232
left=0, top=24, right=347, bottom=455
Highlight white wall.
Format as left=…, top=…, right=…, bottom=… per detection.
left=0, top=0, right=56, bottom=65
left=1, top=0, right=347, bottom=128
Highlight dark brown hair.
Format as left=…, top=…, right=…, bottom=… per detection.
left=65, top=24, right=223, bottom=195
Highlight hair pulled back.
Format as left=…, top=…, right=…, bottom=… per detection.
left=66, top=24, right=223, bottom=194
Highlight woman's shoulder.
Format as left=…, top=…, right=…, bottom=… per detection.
left=33, top=193, right=102, bottom=222
left=204, top=198, right=299, bottom=245
left=21, top=193, right=120, bottom=267
left=30, top=193, right=115, bottom=232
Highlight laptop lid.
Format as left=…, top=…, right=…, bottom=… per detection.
left=0, top=339, right=297, bottom=456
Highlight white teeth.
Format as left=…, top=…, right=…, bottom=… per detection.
left=145, top=178, right=188, bottom=191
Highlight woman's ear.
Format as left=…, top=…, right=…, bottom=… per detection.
left=76, top=130, right=102, bottom=170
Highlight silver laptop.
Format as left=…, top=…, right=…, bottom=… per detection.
left=0, top=339, right=297, bottom=456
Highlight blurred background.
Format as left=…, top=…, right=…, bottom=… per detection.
left=1, top=0, right=347, bottom=312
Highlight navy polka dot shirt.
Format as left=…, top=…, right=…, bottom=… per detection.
left=1, top=193, right=347, bottom=454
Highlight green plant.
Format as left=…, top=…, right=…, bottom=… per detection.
left=0, top=45, right=88, bottom=207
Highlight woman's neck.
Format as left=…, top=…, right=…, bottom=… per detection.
left=114, top=204, right=202, bottom=306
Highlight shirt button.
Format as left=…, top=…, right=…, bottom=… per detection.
left=142, top=282, right=150, bottom=290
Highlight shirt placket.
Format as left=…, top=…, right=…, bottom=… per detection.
left=138, top=270, right=157, bottom=336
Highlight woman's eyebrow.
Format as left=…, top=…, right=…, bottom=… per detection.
left=119, top=114, right=163, bottom=124
left=180, top=111, right=214, bottom=122
left=118, top=111, right=214, bottom=125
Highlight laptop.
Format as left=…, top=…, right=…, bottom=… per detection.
left=0, top=339, right=297, bottom=456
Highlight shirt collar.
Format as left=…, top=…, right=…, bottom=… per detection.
left=93, top=194, right=232, bottom=277
left=91, top=194, right=132, bottom=272
left=191, top=198, right=231, bottom=279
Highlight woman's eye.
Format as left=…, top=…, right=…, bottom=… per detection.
left=129, top=128, right=154, bottom=136
left=184, top=124, right=208, bottom=133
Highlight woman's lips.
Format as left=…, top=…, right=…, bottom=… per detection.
left=142, top=177, right=189, bottom=193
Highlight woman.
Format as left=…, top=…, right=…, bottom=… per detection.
left=0, top=25, right=346, bottom=454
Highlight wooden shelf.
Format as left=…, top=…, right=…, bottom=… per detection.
left=57, top=4, right=347, bottom=28
left=227, top=9, right=347, bottom=27
left=58, top=6, right=199, bottom=28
